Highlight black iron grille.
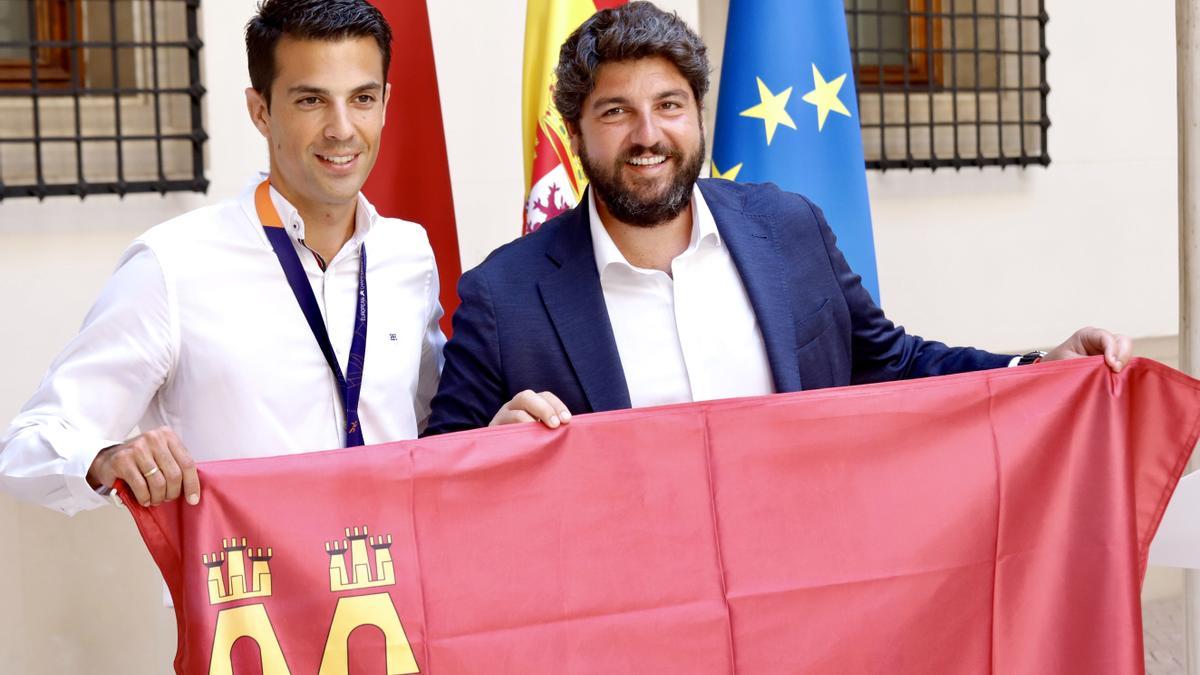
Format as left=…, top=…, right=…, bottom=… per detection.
left=844, top=0, right=1049, bottom=170
left=0, top=0, right=207, bottom=200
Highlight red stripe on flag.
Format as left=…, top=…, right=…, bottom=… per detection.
left=364, top=1, right=460, bottom=335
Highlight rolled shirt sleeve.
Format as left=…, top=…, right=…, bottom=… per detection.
left=0, top=243, right=176, bottom=515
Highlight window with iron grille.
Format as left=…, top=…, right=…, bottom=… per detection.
left=0, top=0, right=207, bottom=200
left=844, top=0, right=1049, bottom=170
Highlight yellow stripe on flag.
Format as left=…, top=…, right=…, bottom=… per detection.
left=521, top=0, right=601, bottom=232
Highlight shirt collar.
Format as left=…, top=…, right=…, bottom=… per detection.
left=588, top=184, right=721, bottom=276
left=242, top=171, right=376, bottom=247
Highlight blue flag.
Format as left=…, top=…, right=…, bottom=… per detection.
left=712, top=0, right=880, bottom=302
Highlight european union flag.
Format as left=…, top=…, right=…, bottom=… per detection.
left=712, top=0, right=880, bottom=302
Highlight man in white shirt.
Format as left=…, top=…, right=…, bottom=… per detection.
left=0, top=0, right=445, bottom=515
left=426, top=2, right=1132, bottom=434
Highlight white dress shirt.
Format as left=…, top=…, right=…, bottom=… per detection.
left=590, top=187, right=775, bottom=409
left=0, top=175, right=445, bottom=515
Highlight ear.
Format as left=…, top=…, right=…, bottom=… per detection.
left=381, top=82, right=392, bottom=128
left=566, top=120, right=582, bottom=157
left=245, top=87, right=271, bottom=139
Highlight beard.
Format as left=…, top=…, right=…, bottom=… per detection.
left=579, top=134, right=706, bottom=227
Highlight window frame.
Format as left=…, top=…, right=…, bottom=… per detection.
left=0, top=0, right=80, bottom=89
left=0, top=0, right=209, bottom=200
left=846, top=0, right=1050, bottom=170
left=853, top=0, right=945, bottom=89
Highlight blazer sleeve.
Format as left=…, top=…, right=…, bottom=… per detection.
left=807, top=199, right=1015, bottom=383
left=424, top=267, right=507, bottom=435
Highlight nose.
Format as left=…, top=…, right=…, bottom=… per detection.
left=324, top=101, right=355, bottom=142
left=628, top=110, right=663, bottom=149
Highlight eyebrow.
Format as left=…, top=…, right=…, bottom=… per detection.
left=590, top=89, right=690, bottom=111
left=286, top=82, right=383, bottom=97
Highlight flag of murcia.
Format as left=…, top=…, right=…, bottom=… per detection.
left=124, top=358, right=1200, bottom=673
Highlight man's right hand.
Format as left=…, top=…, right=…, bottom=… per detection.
left=86, top=426, right=200, bottom=508
left=490, top=390, right=572, bottom=429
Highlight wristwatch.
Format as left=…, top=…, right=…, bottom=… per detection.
left=1017, top=350, right=1048, bottom=366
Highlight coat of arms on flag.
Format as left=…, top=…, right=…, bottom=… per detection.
left=522, top=0, right=627, bottom=233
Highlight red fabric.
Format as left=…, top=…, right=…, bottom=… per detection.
left=124, top=357, right=1200, bottom=674
left=363, top=0, right=460, bottom=335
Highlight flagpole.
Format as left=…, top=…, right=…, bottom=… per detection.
left=1178, top=0, right=1200, bottom=670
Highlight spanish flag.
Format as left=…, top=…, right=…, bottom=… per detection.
left=522, top=0, right=627, bottom=233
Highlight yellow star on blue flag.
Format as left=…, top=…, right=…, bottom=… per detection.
left=712, top=0, right=880, bottom=301
left=801, top=64, right=852, bottom=131
left=739, top=77, right=796, bottom=145
left=711, top=161, right=743, bottom=181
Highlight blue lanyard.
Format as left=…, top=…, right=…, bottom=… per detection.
left=255, top=180, right=367, bottom=447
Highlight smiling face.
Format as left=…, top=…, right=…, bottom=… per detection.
left=246, top=35, right=389, bottom=216
left=571, top=55, right=705, bottom=227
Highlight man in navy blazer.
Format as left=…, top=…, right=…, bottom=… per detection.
left=426, top=2, right=1129, bottom=435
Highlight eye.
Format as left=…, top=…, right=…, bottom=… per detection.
left=297, top=96, right=321, bottom=107
left=660, top=101, right=682, bottom=110
left=601, top=107, right=625, bottom=117
left=354, top=94, right=376, bottom=104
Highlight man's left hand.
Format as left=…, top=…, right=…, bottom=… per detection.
left=1043, top=326, right=1133, bottom=372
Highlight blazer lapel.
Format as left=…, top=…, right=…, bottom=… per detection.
left=537, top=200, right=633, bottom=412
left=699, top=180, right=803, bottom=393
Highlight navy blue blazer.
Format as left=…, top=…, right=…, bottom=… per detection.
left=426, top=179, right=1012, bottom=435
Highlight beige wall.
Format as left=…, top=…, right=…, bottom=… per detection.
left=0, top=0, right=1180, bottom=671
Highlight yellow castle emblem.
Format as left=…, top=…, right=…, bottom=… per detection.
left=325, top=525, right=395, bottom=591
left=203, top=537, right=273, bottom=605
left=202, top=526, right=419, bottom=675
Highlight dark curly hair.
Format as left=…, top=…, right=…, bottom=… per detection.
left=246, top=0, right=392, bottom=106
left=553, top=1, right=710, bottom=130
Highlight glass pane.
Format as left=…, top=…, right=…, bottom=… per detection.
left=0, top=142, right=37, bottom=185
left=0, top=102, right=34, bottom=139
left=121, top=139, right=158, bottom=181
left=81, top=140, right=119, bottom=183
left=0, top=0, right=33, bottom=60
left=158, top=92, right=191, bottom=133
left=162, top=139, right=192, bottom=180
left=846, top=0, right=909, bottom=67
left=42, top=141, right=79, bottom=183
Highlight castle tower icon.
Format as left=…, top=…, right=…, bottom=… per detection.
left=319, top=525, right=419, bottom=675
left=203, top=537, right=273, bottom=605
left=200, top=528, right=418, bottom=674
left=203, top=537, right=291, bottom=674
left=325, top=525, right=395, bottom=591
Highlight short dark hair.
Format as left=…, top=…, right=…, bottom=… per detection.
left=553, top=1, right=709, bottom=130
left=245, top=0, right=392, bottom=105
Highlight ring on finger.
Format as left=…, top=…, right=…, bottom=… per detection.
left=142, top=466, right=160, bottom=478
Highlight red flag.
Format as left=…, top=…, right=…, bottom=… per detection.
left=363, top=1, right=460, bottom=334
left=124, top=358, right=1199, bottom=673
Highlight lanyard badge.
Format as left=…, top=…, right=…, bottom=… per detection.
left=255, top=180, right=367, bottom=447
